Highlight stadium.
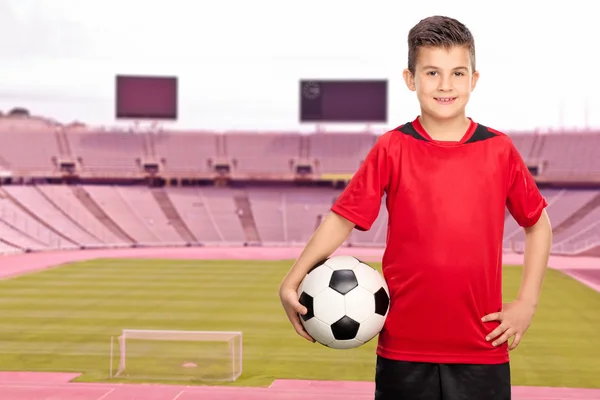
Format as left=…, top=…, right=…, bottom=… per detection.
left=0, top=106, right=599, bottom=399
left=1, top=2, right=600, bottom=396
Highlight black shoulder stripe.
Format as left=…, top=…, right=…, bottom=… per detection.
left=395, top=122, right=427, bottom=141
left=464, top=125, right=498, bottom=144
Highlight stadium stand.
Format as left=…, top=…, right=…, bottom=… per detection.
left=151, top=131, right=217, bottom=175
left=0, top=116, right=599, bottom=257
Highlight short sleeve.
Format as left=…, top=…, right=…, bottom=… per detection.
left=330, top=133, right=391, bottom=231
left=506, top=142, right=547, bottom=227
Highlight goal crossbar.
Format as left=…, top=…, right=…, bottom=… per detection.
left=120, top=329, right=241, bottom=342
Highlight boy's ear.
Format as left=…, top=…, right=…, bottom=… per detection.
left=471, top=70, right=480, bottom=91
left=403, top=68, right=416, bottom=92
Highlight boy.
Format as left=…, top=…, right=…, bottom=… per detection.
left=279, top=15, right=552, bottom=400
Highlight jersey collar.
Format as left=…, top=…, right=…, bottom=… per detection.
left=410, top=116, right=478, bottom=145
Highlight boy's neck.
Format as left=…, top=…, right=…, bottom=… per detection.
left=418, top=112, right=471, bottom=142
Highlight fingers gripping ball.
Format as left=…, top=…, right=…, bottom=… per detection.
left=297, top=255, right=390, bottom=349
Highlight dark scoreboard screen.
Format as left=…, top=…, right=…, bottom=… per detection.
left=115, top=75, right=178, bottom=120
left=299, top=79, right=388, bottom=123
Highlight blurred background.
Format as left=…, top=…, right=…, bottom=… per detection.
left=0, top=0, right=598, bottom=398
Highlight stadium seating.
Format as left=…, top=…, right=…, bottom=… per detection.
left=503, top=189, right=598, bottom=249
left=0, top=129, right=62, bottom=175
left=223, top=133, right=302, bottom=176
left=69, top=131, right=147, bottom=175
left=536, top=133, right=600, bottom=178
left=151, top=132, right=217, bottom=174
left=36, top=185, right=126, bottom=247
left=0, top=190, right=76, bottom=251
left=307, top=133, right=376, bottom=175
left=0, top=118, right=599, bottom=257
left=0, top=183, right=598, bottom=256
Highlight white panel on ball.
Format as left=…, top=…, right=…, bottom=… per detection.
left=324, top=255, right=361, bottom=271
left=313, top=289, right=346, bottom=325
left=355, top=314, right=387, bottom=343
left=352, top=262, right=388, bottom=294
left=303, top=318, right=335, bottom=346
left=299, top=264, right=334, bottom=297
left=344, top=286, right=376, bottom=323
left=328, top=338, right=364, bottom=350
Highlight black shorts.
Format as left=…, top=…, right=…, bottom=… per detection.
left=374, top=356, right=511, bottom=400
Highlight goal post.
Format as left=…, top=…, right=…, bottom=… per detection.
left=109, top=329, right=242, bottom=382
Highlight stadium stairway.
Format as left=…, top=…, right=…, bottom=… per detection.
left=54, top=128, right=72, bottom=160
left=70, top=186, right=136, bottom=245
left=142, top=132, right=156, bottom=160
left=552, top=193, right=600, bottom=237
left=232, top=191, right=261, bottom=244
left=34, top=185, right=105, bottom=245
left=151, top=188, right=197, bottom=244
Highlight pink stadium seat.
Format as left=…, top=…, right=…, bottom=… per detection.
left=65, top=131, right=145, bottom=174
left=556, top=221, right=600, bottom=254
left=82, top=185, right=190, bottom=246
left=245, top=188, right=286, bottom=245
left=0, top=127, right=599, bottom=256
left=0, top=130, right=61, bottom=174
left=36, top=185, right=127, bottom=247
left=153, top=131, right=217, bottom=174
left=552, top=205, right=600, bottom=251
left=114, top=186, right=186, bottom=245
left=246, top=187, right=340, bottom=245
left=3, top=186, right=105, bottom=248
left=504, top=190, right=597, bottom=247
left=308, top=133, right=375, bottom=174
left=0, top=195, right=76, bottom=251
left=165, top=187, right=223, bottom=244
left=82, top=185, right=164, bottom=245
left=0, top=239, right=20, bottom=254
left=537, top=133, right=600, bottom=177
left=224, top=133, right=301, bottom=175
left=199, top=188, right=246, bottom=243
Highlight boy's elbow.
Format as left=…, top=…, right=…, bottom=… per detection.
left=524, top=209, right=552, bottom=236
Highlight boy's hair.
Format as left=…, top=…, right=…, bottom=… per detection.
left=407, top=16, right=476, bottom=75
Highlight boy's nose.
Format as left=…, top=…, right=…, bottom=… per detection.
left=438, top=78, right=452, bottom=91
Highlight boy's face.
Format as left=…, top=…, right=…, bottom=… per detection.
left=403, top=45, right=479, bottom=121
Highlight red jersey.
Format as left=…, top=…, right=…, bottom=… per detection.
left=330, top=117, right=547, bottom=364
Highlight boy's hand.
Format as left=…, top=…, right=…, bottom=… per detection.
left=279, top=285, right=316, bottom=343
left=481, top=300, right=537, bottom=351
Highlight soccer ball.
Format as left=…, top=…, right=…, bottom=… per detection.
left=297, top=255, right=390, bottom=349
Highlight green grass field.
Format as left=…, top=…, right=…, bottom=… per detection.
left=0, top=258, right=598, bottom=388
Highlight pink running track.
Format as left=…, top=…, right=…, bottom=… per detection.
left=0, top=247, right=598, bottom=399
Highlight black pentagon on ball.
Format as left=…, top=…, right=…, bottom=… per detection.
left=331, top=316, right=360, bottom=340
left=374, top=287, right=390, bottom=316
left=329, top=269, right=358, bottom=295
left=298, top=292, right=314, bottom=321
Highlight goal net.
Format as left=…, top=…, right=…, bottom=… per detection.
left=109, top=329, right=242, bottom=382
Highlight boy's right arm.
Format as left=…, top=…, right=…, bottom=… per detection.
left=279, top=131, right=393, bottom=342
left=278, top=211, right=355, bottom=342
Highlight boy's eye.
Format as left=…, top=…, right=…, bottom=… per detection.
left=425, top=71, right=466, bottom=77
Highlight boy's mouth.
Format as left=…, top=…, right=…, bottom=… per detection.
left=434, top=97, right=457, bottom=104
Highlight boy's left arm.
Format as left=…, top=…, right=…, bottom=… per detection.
left=482, top=209, right=552, bottom=350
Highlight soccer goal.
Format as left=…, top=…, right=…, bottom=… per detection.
left=109, top=329, right=242, bottom=382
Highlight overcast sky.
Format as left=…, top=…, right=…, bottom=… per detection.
left=0, top=0, right=596, bottom=133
